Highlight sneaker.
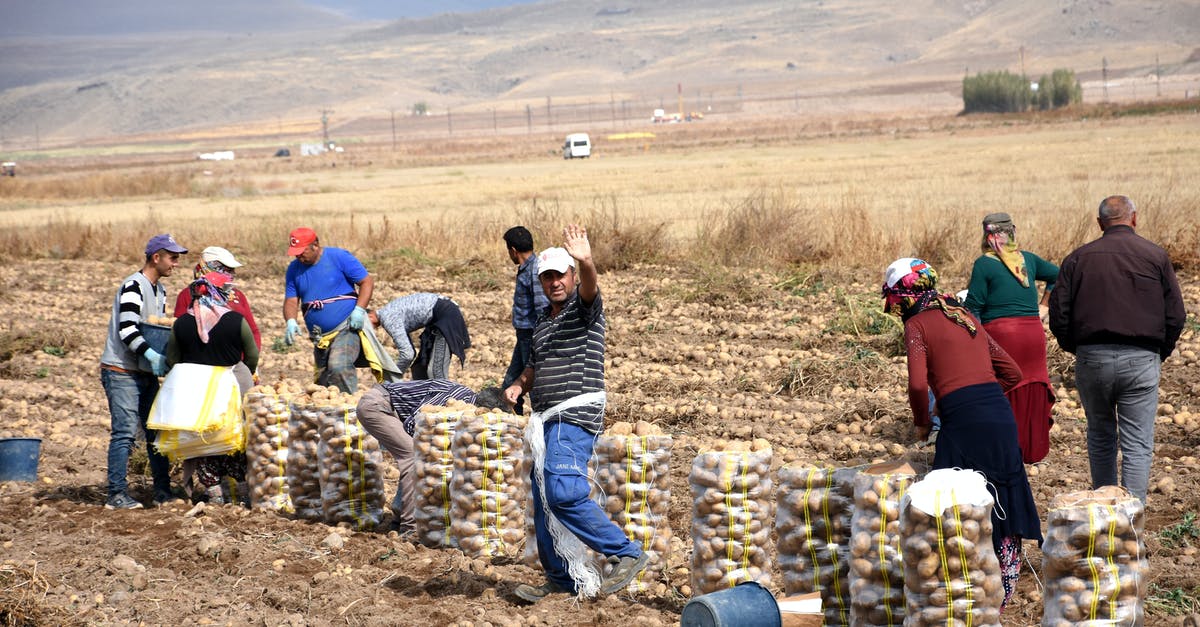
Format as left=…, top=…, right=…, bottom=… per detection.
left=203, top=485, right=225, bottom=506
left=105, top=493, right=144, bottom=510
left=154, top=490, right=183, bottom=507
left=600, top=552, right=650, bottom=595
left=514, top=580, right=565, bottom=603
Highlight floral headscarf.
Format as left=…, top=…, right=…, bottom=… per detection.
left=981, top=212, right=1029, bottom=288
left=881, top=258, right=977, bottom=336
left=189, top=271, right=234, bottom=343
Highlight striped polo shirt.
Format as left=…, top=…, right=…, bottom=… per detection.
left=530, top=289, right=606, bottom=433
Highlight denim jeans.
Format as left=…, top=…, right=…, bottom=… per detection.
left=503, top=329, right=535, bottom=414
left=102, top=368, right=171, bottom=498
left=1074, top=344, right=1161, bottom=503
left=314, top=330, right=362, bottom=394
left=532, top=420, right=640, bottom=593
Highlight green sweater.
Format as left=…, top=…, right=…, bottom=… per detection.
left=963, top=251, right=1058, bottom=324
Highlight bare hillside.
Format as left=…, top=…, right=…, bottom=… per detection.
left=1, top=0, right=1198, bottom=145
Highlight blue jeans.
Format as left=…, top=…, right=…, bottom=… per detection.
left=503, top=329, right=535, bottom=414
left=314, top=329, right=362, bottom=394
left=1074, top=344, right=1161, bottom=503
left=102, top=368, right=171, bottom=498
left=532, top=421, right=640, bottom=593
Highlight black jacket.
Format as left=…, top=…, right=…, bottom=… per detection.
left=1048, top=225, right=1185, bottom=361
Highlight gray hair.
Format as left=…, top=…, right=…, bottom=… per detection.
left=1098, top=195, right=1136, bottom=222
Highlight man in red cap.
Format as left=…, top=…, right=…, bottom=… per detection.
left=282, top=227, right=374, bottom=393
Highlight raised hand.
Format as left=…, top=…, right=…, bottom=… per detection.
left=562, top=224, right=592, bottom=264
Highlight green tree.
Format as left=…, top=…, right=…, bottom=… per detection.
left=962, top=71, right=1032, bottom=113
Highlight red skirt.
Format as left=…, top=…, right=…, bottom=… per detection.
left=985, top=316, right=1055, bottom=464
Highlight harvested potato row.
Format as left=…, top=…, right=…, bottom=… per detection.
left=412, top=401, right=472, bottom=548
left=1042, top=486, right=1146, bottom=627
left=689, top=442, right=774, bottom=596
left=448, top=410, right=530, bottom=559
left=317, top=403, right=385, bottom=530
left=243, top=391, right=293, bottom=514
left=848, top=467, right=919, bottom=627
left=591, top=424, right=672, bottom=595
left=900, top=469, right=1003, bottom=627
left=776, top=465, right=859, bottom=627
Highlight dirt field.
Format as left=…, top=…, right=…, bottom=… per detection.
left=0, top=248, right=1198, bottom=625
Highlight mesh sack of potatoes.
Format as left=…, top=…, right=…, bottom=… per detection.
left=776, top=464, right=859, bottom=626
left=287, top=385, right=348, bottom=521
left=243, top=381, right=304, bottom=514
left=412, top=400, right=473, bottom=548
left=317, top=400, right=385, bottom=530
left=848, top=461, right=923, bottom=627
left=1042, top=485, right=1147, bottom=627
left=448, top=409, right=530, bottom=559
left=590, top=420, right=672, bottom=595
left=900, top=468, right=1003, bottom=627
left=689, top=439, right=774, bottom=596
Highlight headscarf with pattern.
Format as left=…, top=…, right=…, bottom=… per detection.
left=881, top=258, right=977, bottom=336
left=981, top=212, right=1029, bottom=288
left=188, top=271, right=234, bottom=343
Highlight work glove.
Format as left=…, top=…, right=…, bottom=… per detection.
left=348, top=306, right=367, bottom=331
left=285, top=319, right=300, bottom=345
left=144, top=348, right=167, bottom=377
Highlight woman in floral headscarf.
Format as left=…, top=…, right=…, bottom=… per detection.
left=883, top=257, right=1042, bottom=608
left=963, top=213, right=1059, bottom=464
left=167, top=272, right=260, bottom=504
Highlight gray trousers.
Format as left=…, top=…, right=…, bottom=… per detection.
left=355, top=386, right=415, bottom=529
left=1074, top=344, right=1162, bottom=503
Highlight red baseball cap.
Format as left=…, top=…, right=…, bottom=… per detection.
left=288, top=227, right=317, bottom=256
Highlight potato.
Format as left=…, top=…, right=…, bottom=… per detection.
left=848, top=465, right=919, bottom=627
left=448, top=410, right=529, bottom=560
left=412, top=406, right=471, bottom=548
left=316, top=402, right=385, bottom=530
left=1042, top=487, right=1147, bottom=626
left=689, top=446, right=773, bottom=596
left=286, top=398, right=325, bottom=521
left=243, top=389, right=296, bottom=513
left=775, top=465, right=858, bottom=625
left=589, top=430, right=672, bottom=594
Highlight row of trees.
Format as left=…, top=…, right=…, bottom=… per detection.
left=962, top=68, right=1082, bottom=113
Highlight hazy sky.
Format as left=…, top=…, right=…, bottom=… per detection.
left=0, top=0, right=540, bottom=37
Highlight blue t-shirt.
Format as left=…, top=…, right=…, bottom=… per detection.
left=285, top=247, right=368, bottom=334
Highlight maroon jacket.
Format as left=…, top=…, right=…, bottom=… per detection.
left=1048, top=225, right=1185, bottom=361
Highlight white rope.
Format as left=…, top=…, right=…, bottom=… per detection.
left=526, top=392, right=607, bottom=599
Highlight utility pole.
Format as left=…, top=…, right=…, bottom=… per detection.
left=545, top=96, right=552, bottom=130
left=447, top=107, right=453, bottom=135
left=492, top=108, right=497, bottom=133
left=610, top=92, right=616, bottom=128
left=319, top=109, right=333, bottom=146
left=677, top=82, right=683, bottom=119
left=1019, top=46, right=1025, bottom=77
left=1156, top=55, right=1161, bottom=98
left=526, top=104, right=532, bottom=134
left=390, top=109, right=396, bottom=151
left=1102, top=57, right=1109, bottom=102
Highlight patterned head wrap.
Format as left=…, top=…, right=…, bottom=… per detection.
left=188, top=271, right=234, bottom=343
left=881, top=258, right=977, bottom=335
left=192, top=258, right=234, bottom=281
left=981, top=212, right=1029, bottom=288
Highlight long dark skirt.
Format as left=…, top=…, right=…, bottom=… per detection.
left=934, top=382, right=1043, bottom=545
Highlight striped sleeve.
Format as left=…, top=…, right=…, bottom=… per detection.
left=117, top=279, right=150, bottom=356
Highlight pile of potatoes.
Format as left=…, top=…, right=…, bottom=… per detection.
left=1042, top=486, right=1146, bottom=627
left=591, top=420, right=672, bottom=595
left=243, top=380, right=304, bottom=513
left=412, top=400, right=473, bottom=548
left=688, top=439, right=774, bottom=595
left=288, top=385, right=358, bottom=521
left=900, top=470, right=1003, bottom=626
left=776, top=465, right=859, bottom=627
left=317, top=403, right=385, bottom=530
left=848, top=464, right=921, bottom=627
left=448, top=409, right=529, bottom=559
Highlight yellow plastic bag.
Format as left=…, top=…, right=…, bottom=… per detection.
left=148, top=364, right=240, bottom=432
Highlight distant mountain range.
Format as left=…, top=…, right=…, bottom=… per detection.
left=1, top=0, right=1198, bottom=145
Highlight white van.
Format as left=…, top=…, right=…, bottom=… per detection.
left=562, top=133, right=591, bottom=159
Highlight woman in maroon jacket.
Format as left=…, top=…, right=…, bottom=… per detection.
left=883, top=257, right=1042, bottom=608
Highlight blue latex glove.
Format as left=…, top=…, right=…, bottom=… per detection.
left=348, top=306, right=366, bottom=330
left=285, top=319, right=300, bottom=345
left=144, top=348, right=167, bottom=376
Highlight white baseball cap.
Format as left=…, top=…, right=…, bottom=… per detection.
left=201, top=246, right=243, bottom=269
left=536, top=247, right=575, bottom=275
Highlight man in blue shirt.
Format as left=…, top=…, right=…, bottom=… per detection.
left=501, top=226, right=548, bottom=414
left=282, top=227, right=374, bottom=393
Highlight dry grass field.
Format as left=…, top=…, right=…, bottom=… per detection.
left=0, top=109, right=1199, bottom=625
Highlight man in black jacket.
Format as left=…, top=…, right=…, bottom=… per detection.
left=1049, top=195, right=1186, bottom=503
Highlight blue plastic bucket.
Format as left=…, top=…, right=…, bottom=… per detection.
left=0, top=438, right=41, bottom=482
left=681, top=582, right=781, bottom=627
left=140, top=323, right=171, bottom=354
